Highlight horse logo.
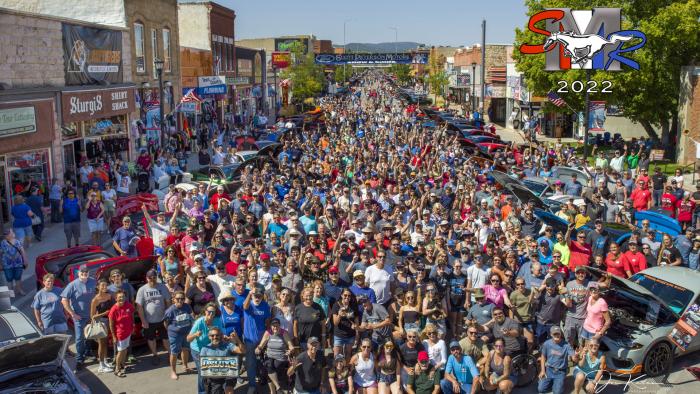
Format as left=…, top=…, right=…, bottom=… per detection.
left=543, top=32, right=633, bottom=67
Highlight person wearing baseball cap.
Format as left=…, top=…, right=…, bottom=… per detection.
left=440, top=340, right=480, bottom=394
left=289, top=335, right=324, bottom=394
left=135, top=268, right=171, bottom=366
left=538, top=325, right=579, bottom=394
left=407, top=350, right=440, bottom=393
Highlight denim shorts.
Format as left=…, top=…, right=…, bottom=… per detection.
left=581, top=328, right=596, bottom=340
left=334, top=335, right=355, bottom=347
left=378, top=372, right=397, bottom=384
left=3, top=267, right=23, bottom=282
left=13, top=225, right=33, bottom=240
left=169, top=332, right=190, bottom=354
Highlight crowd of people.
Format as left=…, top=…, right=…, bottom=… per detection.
left=26, top=71, right=698, bottom=394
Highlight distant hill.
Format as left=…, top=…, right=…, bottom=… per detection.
left=337, top=42, right=424, bottom=53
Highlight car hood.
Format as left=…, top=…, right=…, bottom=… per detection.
left=0, top=335, right=69, bottom=378
left=584, top=266, right=679, bottom=325
left=489, top=171, right=548, bottom=210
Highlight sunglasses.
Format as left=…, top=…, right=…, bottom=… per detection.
left=515, top=282, right=525, bottom=286
left=174, top=297, right=186, bottom=301
left=209, top=334, right=222, bottom=338
left=468, top=331, right=478, bottom=335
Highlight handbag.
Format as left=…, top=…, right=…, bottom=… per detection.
left=31, top=215, right=41, bottom=225
left=84, top=319, right=108, bottom=340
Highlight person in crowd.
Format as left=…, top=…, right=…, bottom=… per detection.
left=582, top=282, right=611, bottom=344
left=257, top=317, right=296, bottom=394
left=406, top=350, right=440, bottom=394
left=573, top=338, right=606, bottom=394
left=61, top=188, right=82, bottom=248
left=440, top=340, right=480, bottom=394
left=188, top=302, right=224, bottom=394
left=108, top=289, right=134, bottom=378
left=90, top=278, right=115, bottom=373
left=199, top=326, right=245, bottom=394
left=32, top=273, right=67, bottom=334
left=482, top=338, right=514, bottom=394
left=11, top=194, right=37, bottom=247
left=243, top=285, right=271, bottom=394
left=163, top=290, right=194, bottom=380
left=26, top=186, right=44, bottom=242
left=86, top=191, right=105, bottom=246
left=288, top=335, right=326, bottom=394
left=61, top=264, right=96, bottom=369
left=1, top=228, right=28, bottom=296
left=537, top=326, right=579, bottom=394
left=349, top=337, right=379, bottom=394
left=136, top=269, right=171, bottom=365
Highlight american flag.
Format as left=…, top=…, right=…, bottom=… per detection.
left=547, top=91, right=567, bottom=107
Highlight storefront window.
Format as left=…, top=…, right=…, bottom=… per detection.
left=7, top=150, right=50, bottom=202
left=84, top=114, right=127, bottom=137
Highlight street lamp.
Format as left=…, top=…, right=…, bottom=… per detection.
left=388, top=27, right=398, bottom=55
left=471, top=62, right=477, bottom=113
left=343, top=19, right=351, bottom=83
left=154, top=58, right=165, bottom=147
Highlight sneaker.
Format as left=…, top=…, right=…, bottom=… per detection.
left=98, top=365, right=114, bottom=373
left=104, top=361, right=115, bottom=368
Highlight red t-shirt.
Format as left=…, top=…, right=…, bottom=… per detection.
left=108, top=301, right=135, bottom=340
left=225, top=260, right=242, bottom=276
left=623, top=251, right=647, bottom=274
left=631, top=188, right=651, bottom=211
left=676, top=199, right=695, bottom=222
left=605, top=253, right=630, bottom=278
left=660, top=193, right=677, bottom=217
left=568, top=241, right=592, bottom=270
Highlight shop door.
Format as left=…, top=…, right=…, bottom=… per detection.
left=63, top=142, right=77, bottom=187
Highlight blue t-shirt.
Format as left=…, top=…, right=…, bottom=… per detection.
left=243, top=300, right=270, bottom=343
left=11, top=203, right=32, bottom=228
left=233, top=288, right=250, bottom=311
left=61, top=278, right=97, bottom=319
left=220, top=305, right=244, bottom=337
left=62, top=197, right=81, bottom=223
left=541, top=339, right=575, bottom=371
left=113, top=227, right=136, bottom=256
left=267, top=223, right=288, bottom=238
left=200, top=342, right=239, bottom=357
left=32, top=287, right=66, bottom=328
left=189, top=316, right=223, bottom=353
left=446, top=354, right=479, bottom=384
left=163, top=304, right=194, bottom=336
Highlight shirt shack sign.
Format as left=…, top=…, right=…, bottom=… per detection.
left=61, top=87, right=136, bottom=123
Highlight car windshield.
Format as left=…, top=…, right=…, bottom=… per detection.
left=629, top=273, right=695, bottom=315
left=220, top=164, right=239, bottom=178
left=522, top=180, right=548, bottom=196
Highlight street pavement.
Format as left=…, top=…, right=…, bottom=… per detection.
left=10, top=146, right=700, bottom=393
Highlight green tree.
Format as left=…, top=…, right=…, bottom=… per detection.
left=427, top=47, right=449, bottom=102
left=513, top=0, right=700, bottom=145
left=280, top=42, right=326, bottom=108
left=388, top=64, right=412, bottom=85
left=334, top=65, right=355, bottom=84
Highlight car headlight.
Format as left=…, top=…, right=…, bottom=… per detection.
left=628, top=342, right=644, bottom=350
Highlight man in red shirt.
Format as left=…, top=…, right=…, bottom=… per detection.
left=136, top=149, right=152, bottom=172
left=566, top=224, right=592, bottom=272
left=660, top=186, right=678, bottom=217
left=630, top=181, right=652, bottom=211
left=623, top=241, right=647, bottom=275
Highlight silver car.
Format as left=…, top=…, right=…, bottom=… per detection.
left=587, top=266, right=700, bottom=376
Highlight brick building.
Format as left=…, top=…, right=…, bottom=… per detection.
left=178, top=0, right=235, bottom=125
left=0, top=7, right=135, bottom=226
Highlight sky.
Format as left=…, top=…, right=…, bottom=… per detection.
left=215, top=0, right=528, bottom=47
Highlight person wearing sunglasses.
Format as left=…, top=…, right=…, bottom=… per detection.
left=572, top=338, right=606, bottom=394
left=163, top=290, right=194, bottom=380
left=199, top=326, right=245, bottom=394
left=288, top=336, right=326, bottom=394
left=349, top=338, right=378, bottom=394
left=187, top=303, right=223, bottom=394
left=565, top=223, right=592, bottom=274
left=243, top=285, right=271, bottom=393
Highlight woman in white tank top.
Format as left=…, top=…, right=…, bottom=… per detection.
left=272, top=288, right=294, bottom=333
left=350, top=338, right=378, bottom=393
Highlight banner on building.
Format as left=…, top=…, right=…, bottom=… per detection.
left=61, top=87, right=136, bottom=123
left=197, top=76, right=227, bottom=95
left=315, top=53, right=428, bottom=65
left=62, top=23, right=123, bottom=85
left=271, top=52, right=292, bottom=69
left=0, top=107, right=36, bottom=138
left=588, top=101, right=607, bottom=132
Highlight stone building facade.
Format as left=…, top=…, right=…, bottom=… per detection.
left=678, top=66, right=700, bottom=165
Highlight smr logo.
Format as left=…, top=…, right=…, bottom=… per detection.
left=520, top=8, right=646, bottom=71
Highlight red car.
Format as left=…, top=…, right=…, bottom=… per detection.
left=109, top=193, right=159, bottom=234
left=35, top=245, right=157, bottom=346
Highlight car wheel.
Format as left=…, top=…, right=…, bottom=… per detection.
left=643, top=342, right=673, bottom=376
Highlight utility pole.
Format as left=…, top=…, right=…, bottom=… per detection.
left=343, top=19, right=350, bottom=83
left=389, top=27, right=398, bottom=55
left=481, top=19, right=486, bottom=115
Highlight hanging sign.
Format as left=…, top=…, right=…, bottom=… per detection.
left=0, top=107, right=36, bottom=138
left=272, top=52, right=291, bottom=69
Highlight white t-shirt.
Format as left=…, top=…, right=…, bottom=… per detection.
left=364, top=264, right=391, bottom=304
left=466, top=264, right=491, bottom=290
left=207, top=273, right=235, bottom=302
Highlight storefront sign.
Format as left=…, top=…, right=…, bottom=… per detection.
left=200, top=356, right=238, bottom=378
left=197, top=76, right=227, bottom=95
left=62, top=23, right=123, bottom=85
left=455, top=75, right=471, bottom=87
left=0, top=107, right=36, bottom=138
left=237, top=59, right=253, bottom=76
left=226, top=76, right=251, bottom=85
left=272, top=52, right=291, bottom=69
left=274, top=38, right=309, bottom=54
left=180, top=101, right=201, bottom=113
left=61, top=88, right=136, bottom=123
